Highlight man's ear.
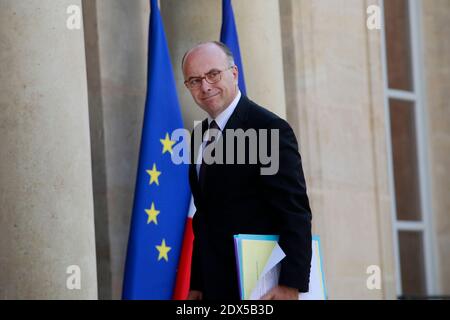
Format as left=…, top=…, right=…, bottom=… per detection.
left=232, top=65, right=239, bottom=82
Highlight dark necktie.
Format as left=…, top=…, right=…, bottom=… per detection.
left=199, top=120, right=220, bottom=192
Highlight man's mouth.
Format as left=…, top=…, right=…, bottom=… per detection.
left=202, top=93, right=219, bottom=101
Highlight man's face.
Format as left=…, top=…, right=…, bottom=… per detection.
left=183, top=44, right=239, bottom=119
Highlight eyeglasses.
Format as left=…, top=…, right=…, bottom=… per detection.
left=184, top=66, right=234, bottom=90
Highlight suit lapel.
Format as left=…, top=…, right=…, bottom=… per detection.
left=222, top=95, right=250, bottom=132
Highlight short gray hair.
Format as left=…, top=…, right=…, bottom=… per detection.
left=181, top=41, right=235, bottom=70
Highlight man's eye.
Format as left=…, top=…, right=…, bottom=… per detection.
left=208, top=71, right=220, bottom=78
left=190, top=78, right=201, bottom=86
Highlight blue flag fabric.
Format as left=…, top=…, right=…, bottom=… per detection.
left=220, top=0, right=247, bottom=95
left=122, top=0, right=191, bottom=300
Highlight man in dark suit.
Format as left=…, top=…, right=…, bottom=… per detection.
left=182, top=41, right=312, bottom=300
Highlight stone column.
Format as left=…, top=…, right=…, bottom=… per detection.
left=0, top=0, right=98, bottom=299
left=161, top=0, right=287, bottom=130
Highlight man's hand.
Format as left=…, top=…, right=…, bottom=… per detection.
left=188, top=290, right=203, bottom=300
left=261, top=285, right=299, bottom=300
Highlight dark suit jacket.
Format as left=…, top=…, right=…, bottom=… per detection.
left=189, top=95, right=312, bottom=300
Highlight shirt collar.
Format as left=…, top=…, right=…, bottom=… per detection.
left=207, top=90, right=241, bottom=131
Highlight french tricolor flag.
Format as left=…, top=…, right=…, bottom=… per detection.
left=172, top=197, right=196, bottom=299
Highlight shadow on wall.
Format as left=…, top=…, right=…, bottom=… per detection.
left=82, top=0, right=149, bottom=300
left=82, top=0, right=112, bottom=300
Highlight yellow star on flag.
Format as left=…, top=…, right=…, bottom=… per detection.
left=146, top=163, right=161, bottom=186
left=145, top=202, right=160, bottom=225
left=156, top=239, right=171, bottom=262
left=160, top=133, right=176, bottom=154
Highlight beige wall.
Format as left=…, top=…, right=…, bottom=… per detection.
left=421, top=0, right=450, bottom=295
left=280, top=0, right=396, bottom=299
left=3, top=0, right=449, bottom=300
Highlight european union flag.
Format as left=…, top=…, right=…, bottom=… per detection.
left=220, top=0, right=247, bottom=95
left=122, top=0, right=190, bottom=300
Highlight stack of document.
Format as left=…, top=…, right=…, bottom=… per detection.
left=233, top=234, right=327, bottom=300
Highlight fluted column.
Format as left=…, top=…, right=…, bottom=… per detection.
left=0, top=0, right=98, bottom=299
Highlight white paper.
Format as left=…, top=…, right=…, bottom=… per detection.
left=249, top=243, right=286, bottom=300
left=249, top=239, right=326, bottom=300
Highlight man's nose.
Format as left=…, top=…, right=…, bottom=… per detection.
left=200, top=78, right=212, bottom=92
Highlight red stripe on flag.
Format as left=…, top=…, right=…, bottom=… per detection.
left=173, top=217, right=194, bottom=300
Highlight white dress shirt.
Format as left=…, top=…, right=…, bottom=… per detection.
left=196, top=90, right=242, bottom=178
